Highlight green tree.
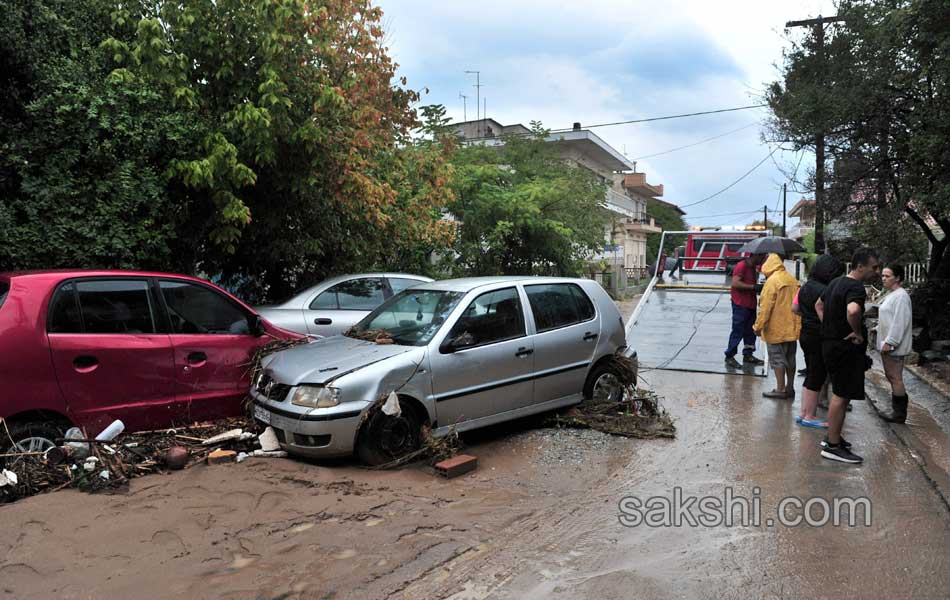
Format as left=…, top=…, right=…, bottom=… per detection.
left=104, top=0, right=454, bottom=299
left=766, top=0, right=950, bottom=279
left=645, top=199, right=687, bottom=264
left=0, top=0, right=201, bottom=270
left=449, top=124, right=608, bottom=276
left=1, top=0, right=454, bottom=301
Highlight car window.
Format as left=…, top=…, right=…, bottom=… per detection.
left=47, top=283, right=83, bottom=333
left=309, top=290, right=338, bottom=310
left=525, top=283, right=593, bottom=332
left=388, top=277, right=423, bottom=295
left=74, top=280, right=157, bottom=334
left=447, top=287, right=525, bottom=348
left=320, top=278, right=386, bottom=311
left=160, top=280, right=250, bottom=334
left=349, top=289, right=464, bottom=346
left=569, top=285, right=596, bottom=321
left=0, top=281, right=8, bottom=312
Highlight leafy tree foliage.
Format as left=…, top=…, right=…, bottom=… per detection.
left=766, top=0, right=950, bottom=279
left=1, top=0, right=454, bottom=302
left=448, top=125, right=609, bottom=276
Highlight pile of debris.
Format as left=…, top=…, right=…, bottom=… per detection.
left=545, top=354, right=676, bottom=439
left=0, top=417, right=287, bottom=504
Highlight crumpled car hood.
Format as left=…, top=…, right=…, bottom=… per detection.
left=262, top=335, right=415, bottom=386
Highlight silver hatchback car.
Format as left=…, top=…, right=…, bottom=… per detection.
left=250, top=276, right=634, bottom=464
left=254, top=273, right=433, bottom=337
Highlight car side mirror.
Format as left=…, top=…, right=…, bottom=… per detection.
left=250, top=315, right=265, bottom=337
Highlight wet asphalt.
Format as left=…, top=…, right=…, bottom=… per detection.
left=404, top=367, right=950, bottom=599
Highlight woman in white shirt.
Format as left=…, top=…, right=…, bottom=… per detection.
left=877, top=264, right=913, bottom=423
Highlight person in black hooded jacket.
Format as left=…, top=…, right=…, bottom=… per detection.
left=793, top=253, right=844, bottom=427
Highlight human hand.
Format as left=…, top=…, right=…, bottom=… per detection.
left=845, top=332, right=864, bottom=345
left=882, top=343, right=894, bottom=353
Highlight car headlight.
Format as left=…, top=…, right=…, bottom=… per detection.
left=291, top=385, right=340, bottom=408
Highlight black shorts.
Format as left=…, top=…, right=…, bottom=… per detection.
left=800, top=330, right=827, bottom=391
left=821, top=339, right=865, bottom=400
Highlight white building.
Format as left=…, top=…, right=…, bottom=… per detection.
left=451, top=119, right=665, bottom=278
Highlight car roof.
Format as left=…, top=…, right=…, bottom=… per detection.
left=413, top=276, right=590, bottom=293
left=0, top=269, right=212, bottom=282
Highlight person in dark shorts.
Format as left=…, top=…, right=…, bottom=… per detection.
left=669, top=246, right=686, bottom=280
left=724, top=253, right=767, bottom=368
left=793, top=253, right=844, bottom=427
left=815, top=248, right=880, bottom=464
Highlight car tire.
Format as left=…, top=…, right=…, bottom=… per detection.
left=583, top=361, right=626, bottom=403
left=356, top=398, right=423, bottom=467
left=3, top=420, right=64, bottom=456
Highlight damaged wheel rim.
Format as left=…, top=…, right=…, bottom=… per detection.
left=379, top=417, right=413, bottom=455
left=592, top=373, right=623, bottom=403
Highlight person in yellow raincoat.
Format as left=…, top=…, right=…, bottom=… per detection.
left=753, top=253, right=801, bottom=399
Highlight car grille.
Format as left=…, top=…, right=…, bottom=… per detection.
left=256, top=373, right=291, bottom=402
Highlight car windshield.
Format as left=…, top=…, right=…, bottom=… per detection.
left=346, top=289, right=464, bottom=346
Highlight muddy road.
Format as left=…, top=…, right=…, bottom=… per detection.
left=3, top=367, right=949, bottom=599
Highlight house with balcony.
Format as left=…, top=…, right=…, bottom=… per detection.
left=451, top=119, right=664, bottom=281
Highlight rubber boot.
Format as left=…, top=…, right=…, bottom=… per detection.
left=881, top=394, right=908, bottom=424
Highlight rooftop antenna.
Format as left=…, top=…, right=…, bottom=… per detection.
left=459, top=91, right=468, bottom=122
left=464, top=70, right=481, bottom=134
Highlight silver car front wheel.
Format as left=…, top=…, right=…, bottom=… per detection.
left=592, top=372, right=624, bottom=403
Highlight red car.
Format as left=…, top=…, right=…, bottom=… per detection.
left=0, top=270, right=299, bottom=453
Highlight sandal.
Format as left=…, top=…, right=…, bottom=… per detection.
left=762, top=390, right=788, bottom=398
left=800, top=419, right=829, bottom=429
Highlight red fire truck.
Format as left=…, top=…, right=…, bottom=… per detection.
left=683, top=225, right=768, bottom=271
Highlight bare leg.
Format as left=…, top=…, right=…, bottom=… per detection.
left=801, top=387, right=822, bottom=421
left=826, top=394, right=849, bottom=445
left=882, top=355, right=906, bottom=396
left=773, top=367, right=787, bottom=392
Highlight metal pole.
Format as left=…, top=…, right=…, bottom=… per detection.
left=764, top=205, right=768, bottom=233
left=782, top=183, right=787, bottom=237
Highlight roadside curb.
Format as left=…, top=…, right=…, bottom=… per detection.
left=906, top=363, right=950, bottom=400
left=865, top=375, right=950, bottom=517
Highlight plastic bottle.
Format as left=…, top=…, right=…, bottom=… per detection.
left=95, top=419, right=125, bottom=442
left=64, top=427, right=90, bottom=459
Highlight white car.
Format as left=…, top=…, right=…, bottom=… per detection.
left=254, top=273, right=433, bottom=337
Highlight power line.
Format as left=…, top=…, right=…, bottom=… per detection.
left=677, top=146, right=780, bottom=209
left=633, top=123, right=758, bottom=160
left=550, top=104, right=767, bottom=132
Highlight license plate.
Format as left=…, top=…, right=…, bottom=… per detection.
left=253, top=404, right=271, bottom=425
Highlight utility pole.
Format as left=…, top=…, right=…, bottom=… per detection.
left=782, top=183, right=787, bottom=237
left=786, top=14, right=845, bottom=253
left=764, top=205, right=768, bottom=234
left=464, top=70, right=481, bottom=134
left=459, top=92, right=468, bottom=121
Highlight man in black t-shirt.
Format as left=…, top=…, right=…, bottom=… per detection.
left=815, top=248, right=880, bottom=464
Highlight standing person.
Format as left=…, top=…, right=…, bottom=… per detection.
left=669, top=246, right=686, bottom=280
left=724, top=253, right=767, bottom=368
left=753, top=254, right=801, bottom=398
left=877, top=265, right=913, bottom=423
left=816, top=248, right=880, bottom=464
left=793, top=253, right=844, bottom=426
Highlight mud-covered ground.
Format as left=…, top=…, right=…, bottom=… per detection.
left=3, top=296, right=950, bottom=599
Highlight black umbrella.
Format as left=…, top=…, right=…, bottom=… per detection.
left=736, top=236, right=806, bottom=256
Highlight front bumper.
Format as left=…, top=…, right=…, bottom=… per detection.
left=250, top=389, right=370, bottom=458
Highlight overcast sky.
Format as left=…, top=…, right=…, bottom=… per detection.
left=377, top=0, right=837, bottom=226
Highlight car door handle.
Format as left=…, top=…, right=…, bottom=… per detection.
left=515, top=347, right=534, bottom=357
left=314, top=318, right=333, bottom=325
left=583, top=332, right=598, bottom=341
left=187, top=351, right=207, bottom=365
left=72, top=355, right=99, bottom=373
